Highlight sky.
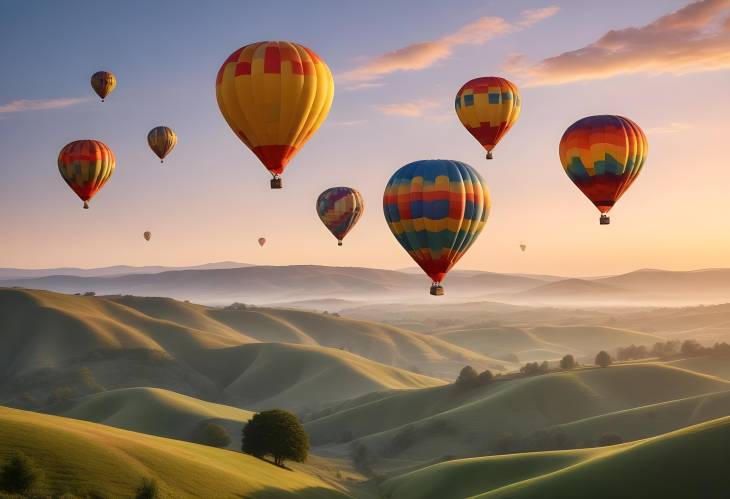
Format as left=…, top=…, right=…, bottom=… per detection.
left=1, top=0, right=730, bottom=276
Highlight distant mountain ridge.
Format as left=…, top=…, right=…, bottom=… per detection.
left=0, top=261, right=250, bottom=279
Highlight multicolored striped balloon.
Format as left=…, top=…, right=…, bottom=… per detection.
left=57, top=140, right=115, bottom=209
left=316, top=187, right=364, bottom=246
left=147, top=126, right=177, bottom=163
left=455, top=76, right=520, bottom=159
left=216, top=41, right=334, bottom=188
left=559, top=115, right=647, bottom=224
left=383, top=160, right=490, bottom=295
left=91, top=71, right=116, bottom=102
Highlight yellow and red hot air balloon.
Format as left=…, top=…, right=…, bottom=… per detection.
left=91, top=71, right=116, bottom=102
left=147, top=126, right=177, bottom=163
left=559, top=115, right=648, bottom=225
left=384, top=160, right=490, bottom=296
left=316, top=187, right=364, bottom=246
left=216, top=41, right=334, bottom=189
left=258, top=237, right=266, bottom=247
left=143, top=231, right=151, bottom=241
left=57, top=140, right=115, bottom=209
left=455, top=76, right=520, bottom=160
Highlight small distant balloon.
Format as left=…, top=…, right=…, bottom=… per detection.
left=316, top=187, right=364, bottom=246
left=58, top=140, right=115, bottom=209
left=258, top=237, right=266, bottom=247
left=144, top=231, right=151, bottom=241
left=147, top=126, right=177, bottom=163
left=91, top=71, right=116, bottom=102
left=520, top=242, right=527, bottom=252
left=559, top=115, right=648, bottom=225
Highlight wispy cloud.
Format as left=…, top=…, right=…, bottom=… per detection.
left=376, top=99, right=440, bottom=117
left=0, top=97, right=91, bottom=114
left=646, top=122, right=692, bottom=134
left=505, top=0, right=730, bottom=86
left=339, top=6, right=559, bottom=88
left=327, top=119, right=368, bottom=127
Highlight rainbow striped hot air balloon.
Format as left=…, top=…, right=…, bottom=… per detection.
left=455, top=76, right=520, bottom=160
left=383, top=160, right=490, bottom=295
left=216, top=41, right=334, bottom=189
left=316, top=187, right=364, bottom=246
left=57, top=140, right=115, bottom=209
left=559, top=115, right=647, bottom=225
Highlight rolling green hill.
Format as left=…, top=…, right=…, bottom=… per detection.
left=57, top=387, right=254, bottom=449
left=381, top=416, right=730, bottom=499
left=0, top=406, right=350, bottom=498
left=306, top=364, right=729, bottom=467
left=666, top=355, right=730, bottom=381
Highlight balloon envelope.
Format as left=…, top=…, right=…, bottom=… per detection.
left=91, top=71, right=116, bottom=101
left=559, top=115, right=647, bottom=222
left=58, top=140, right=115, bottom=209
left=144, top=231, right=151, bottom=241
left=455, top=77, right=520, bottom=159
left=147, top=126, right=177, bottom=162
left=316, top=187, right=364, bottom=246
left=216, top=41, right=334, bottom=187
left=383, top=160, right=490, bottom=294
left=258, top=237, right=266, bottom=247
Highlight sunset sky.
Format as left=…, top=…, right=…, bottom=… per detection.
left=1, top=0, right=729, bottom=276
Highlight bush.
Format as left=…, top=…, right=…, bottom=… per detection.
left=455, top=365, right=479, bottom=388
left=134, top=477, right=159, bottom=499
left=242, top=409, right=309, bottom=466
left=225, top=302, right=247, bottom=310
left=597, top=433, right=623, bottom=446
left=192, top=421, right=231, bottom=448
left=0, top=451, right=43, bottom=495
left=477, top=369, right=494, bottom=384
left=521, top=361, right=550, bottom=375
left=595, top=350, right=612, bottom=368
left=560, top=354, right=576, bottom=370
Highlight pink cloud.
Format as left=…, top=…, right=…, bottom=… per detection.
left=506, top=0, right=730, bottom=86
left=0, top=97, right=90, bottom=114
left=376, top=99, right=440, bottom=117
left=340, top=7, right=558, bottom=86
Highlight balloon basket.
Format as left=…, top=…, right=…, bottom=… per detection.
left=337, top=240, right=343, bottom=246
left=270, top=178, right=282, bottom=189
left=486, top=151, right=493, bottom=160
left=600, top=214, right=610, bottom=225
left=83, top=201, right=89, bottom=209
left=430, top=284, right=444, bottom=296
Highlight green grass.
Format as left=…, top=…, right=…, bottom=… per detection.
left=0, top=406, right=350, bottom=498
left=382, top=416, right=730, bottom=499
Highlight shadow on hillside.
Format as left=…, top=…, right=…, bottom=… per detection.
left=241, top=486, right=352, bottom=498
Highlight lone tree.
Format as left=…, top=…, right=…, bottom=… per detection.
left=595, top=350, right=612, bottom=368
left=455, top=365, right=479, bottom=388
left=560, top=354, right=576, bottom=370
left=242, top=409, right=309, bottom=467
left=0, top=451, right=43, bottom=495
left=192, top=421, right=231, bottom=448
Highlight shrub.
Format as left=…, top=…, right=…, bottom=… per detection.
left=192, top=421, right=231, bottom=448
left=560, top=354, right=576, bottom=370
left=134, top=477, right=159, bottom=499
left=455, top=365, right=479, bottom=388
left=477, top=369, right=494, bottom=385
left=521, top=361, right=550, bottom=375
left=597, top=433, right=623, bottom=446
left=595, top=350, right=612, bottom=368
left=225, top=302, right=247, bottom=310
left=0, top=451, right=43, bottom=495
left=242, top=409, right=309, bottom=466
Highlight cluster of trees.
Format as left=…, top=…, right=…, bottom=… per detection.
left=455, top=366, right=494, bottom=388
left=242, top=409, right=309, bottom=467
left=616, top=339, right=730, bottom=361
left=520, top=361, right=550, bottom=376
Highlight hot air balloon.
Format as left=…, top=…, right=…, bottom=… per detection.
left=91, top=71, right=116, bottom=102
left=520, top=242, right=527, bottom=252
left=384, top=160, right=490, bottom=295
left=144, top=231, right=151, bottom=241
left=58, top=140, right=115, bottom=209
left=258, top=237, right=266, bottom=247
left=559, top=115, right=647, bottom=225
left=147, top=126, right=177, bottom=163
left=216, top=41, right=334, bottom=189
left=316, top=187, right=364, bottom=246
left=455, top=76, right=520, bottom=160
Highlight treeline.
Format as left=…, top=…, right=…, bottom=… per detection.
left=617, top=340, right=730, bottom=361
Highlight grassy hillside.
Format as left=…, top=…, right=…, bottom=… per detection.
left=306, top=364, right=728, bottom=466
left=667, top=355, right=730, bottom=380
left=57, top=387, right=254, bottom=449
left=0, top=406, right=350, bottom=498
left=381, top=416, right=730, bottom=499
left=184, top=343, right=445, bottom=411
